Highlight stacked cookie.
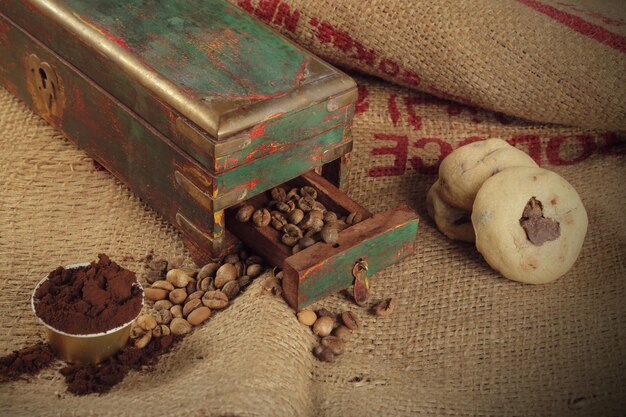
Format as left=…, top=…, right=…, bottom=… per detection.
left=427, top=139, right=588, bottom=284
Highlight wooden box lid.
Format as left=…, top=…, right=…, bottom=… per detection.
left=3, top=0, right=356, bottom=166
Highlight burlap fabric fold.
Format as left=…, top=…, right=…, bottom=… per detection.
left=1, top=71, right=625, bottom=415
left=227, top=0, right=626, bottom=130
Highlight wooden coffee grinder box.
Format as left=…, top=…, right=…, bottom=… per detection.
left=0, top=0, right=419, bottom=309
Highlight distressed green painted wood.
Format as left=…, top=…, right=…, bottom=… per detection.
left=215, top=126, right=349, bottom=194
left=0, top=16, right=220, bottom=248
left=63, top=0, right=310, bottom=103
left=2, top=0, right=356, bottom=204
left=213, top=101, right=353, bottom=173
left=284, top=206, right=419, bottom=309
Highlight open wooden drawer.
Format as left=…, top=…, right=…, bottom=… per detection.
left=226, top=171, right=419, bottom=310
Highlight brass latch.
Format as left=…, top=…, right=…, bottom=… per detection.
left=352, top=258, right=369, bottom=306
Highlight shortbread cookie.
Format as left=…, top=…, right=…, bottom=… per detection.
left=472, top=166, right=587, bottom=284
left=439, top=139, right=538, bottom=210
left=426, top=180, right=475, bottom=242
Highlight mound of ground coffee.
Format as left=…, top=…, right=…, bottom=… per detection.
left=34, top=254, right=143, bottom=335
left=61, top=334, right=178, bottom=395
left=0, top=342, right=55, bottom=382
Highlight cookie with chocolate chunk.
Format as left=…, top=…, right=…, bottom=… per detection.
left=426, top=180, right=475, bottom=242
left=472, top=166, right=587, bottom=284
left=439, top=139, right=538, bottom=211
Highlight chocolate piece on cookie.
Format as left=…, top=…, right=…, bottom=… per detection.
left=426, top=180, right=475, bottom=242
left=439, top=139, right=538, bottom=211
left=472, top=166, right=587, bottom=284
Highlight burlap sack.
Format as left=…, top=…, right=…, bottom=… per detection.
left=1, top=70, right=624, bottom=416
left=227, top=0, right=626, bottom=130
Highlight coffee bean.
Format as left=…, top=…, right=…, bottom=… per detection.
left=144, top=288, right=169, bottom=301
left=166, top=269, right=191, bottom=288
left=170, top=305, right=183, bottom=318
left=286, top=188, right=300, bottom=200
left=236, top=204, right=255, bottom=222
left=158, top=324, right=171, bottom=336
left=183, top=298, right=202, bottom=317
left=197, top=263, right=220, bottom=280
left=155, top=309, right=172, bottom=325
left=324, top=211, right=338, bottom=224
left=198, top=277, right=213, bottom=292
left=148, top=259, right=168, bottom=274
left=271, top=187, right=287, bottom=202
left=151, top=280, right=174, bottom=291
left=154, top=300, right=173, bottom=311
left=130, top=325, right=146, bottom=340
left=321, top=336, right=346, bottom=355
left=280, top=232, right=300, bottom=246
left=321, top=225, right=338, bottom=244
left=271, top=211, right=288, bottom=230
left=312, top=201, right=326, bottom=213
left=167, top=255, right=185, bottom=271
left=300, top=186, right=318, bottom=199
left=346, top=211, right=363, bottom=225
left=317, top=308, right=334, bottom=319
left=180, top=267, right=199, bottom=278
left=341, top=311, right=361, bottom=330
left=297, top=309, right=317, bottom=326
left=282, top=225, right=303, bottom=246
left=137, top=314, right=157, bottom=331
left=374, top=298, right=396, bottom=317
left=332, top=325, right=352, bottom=341
left=215, top=263, right=237, bottom=288
left=169, top=288, right=188, bottom=305
left=297, top=196, right=316, bottom=212
left=246, top=263, right=264, bottom=278
left=252, top=208, right=271, bottom=227
left=185, top=290, right=206, bottom=303
left=134, top=331, right=152, bottom=349
left=276, top=201, right=294, bottom=213
left=185, top=279, right=197, bottom=295
left=299, top=236, right=316, bottom=249
left=169, top=318, right=192, bottom=335
left=202, top=290, right=229, bottom=309
left=224, top=254, right=239, bottom=264
left=151, top=325, right=163, bottom=338
left=246, top=255, right=264, bottom=265
left=313, top=316, right=334, bottom=337
left=187, top=306, right=211, bottom=326
left=262, top=276, right=282, bottom=297
left=309, top=209, right=324, bottom=220
left=313, top=345, right=335, bottom=362
left=237, top=275, right=252, bottom=288
left=289, top=208, right=304, bottom=224
left=145, top=270, right=163, bottom=284
left=222, top=280, right=240, bottom=299
left=309, top=218, right=324, bottom=233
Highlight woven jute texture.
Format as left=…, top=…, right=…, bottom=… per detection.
left=227, top=0, right=626, bottom=130
left=1, top=75, right=625, bottom=415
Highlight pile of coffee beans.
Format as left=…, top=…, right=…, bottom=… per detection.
left=296, top=307, right=361, bottom=362
left=131, top=251, right=266, bottom=347
left=295, top=296, right=397, bottom=362
left=236, top=185, right=362, bottom=254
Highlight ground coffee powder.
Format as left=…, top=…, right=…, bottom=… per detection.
left=60, top=334, right=178, bottom=395
left=34, top=254, right=143, bottom=335
left=0, top=342, right=55, bottom=382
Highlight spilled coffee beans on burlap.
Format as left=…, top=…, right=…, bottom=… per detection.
left=134, top=250, right=267, bottom=345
